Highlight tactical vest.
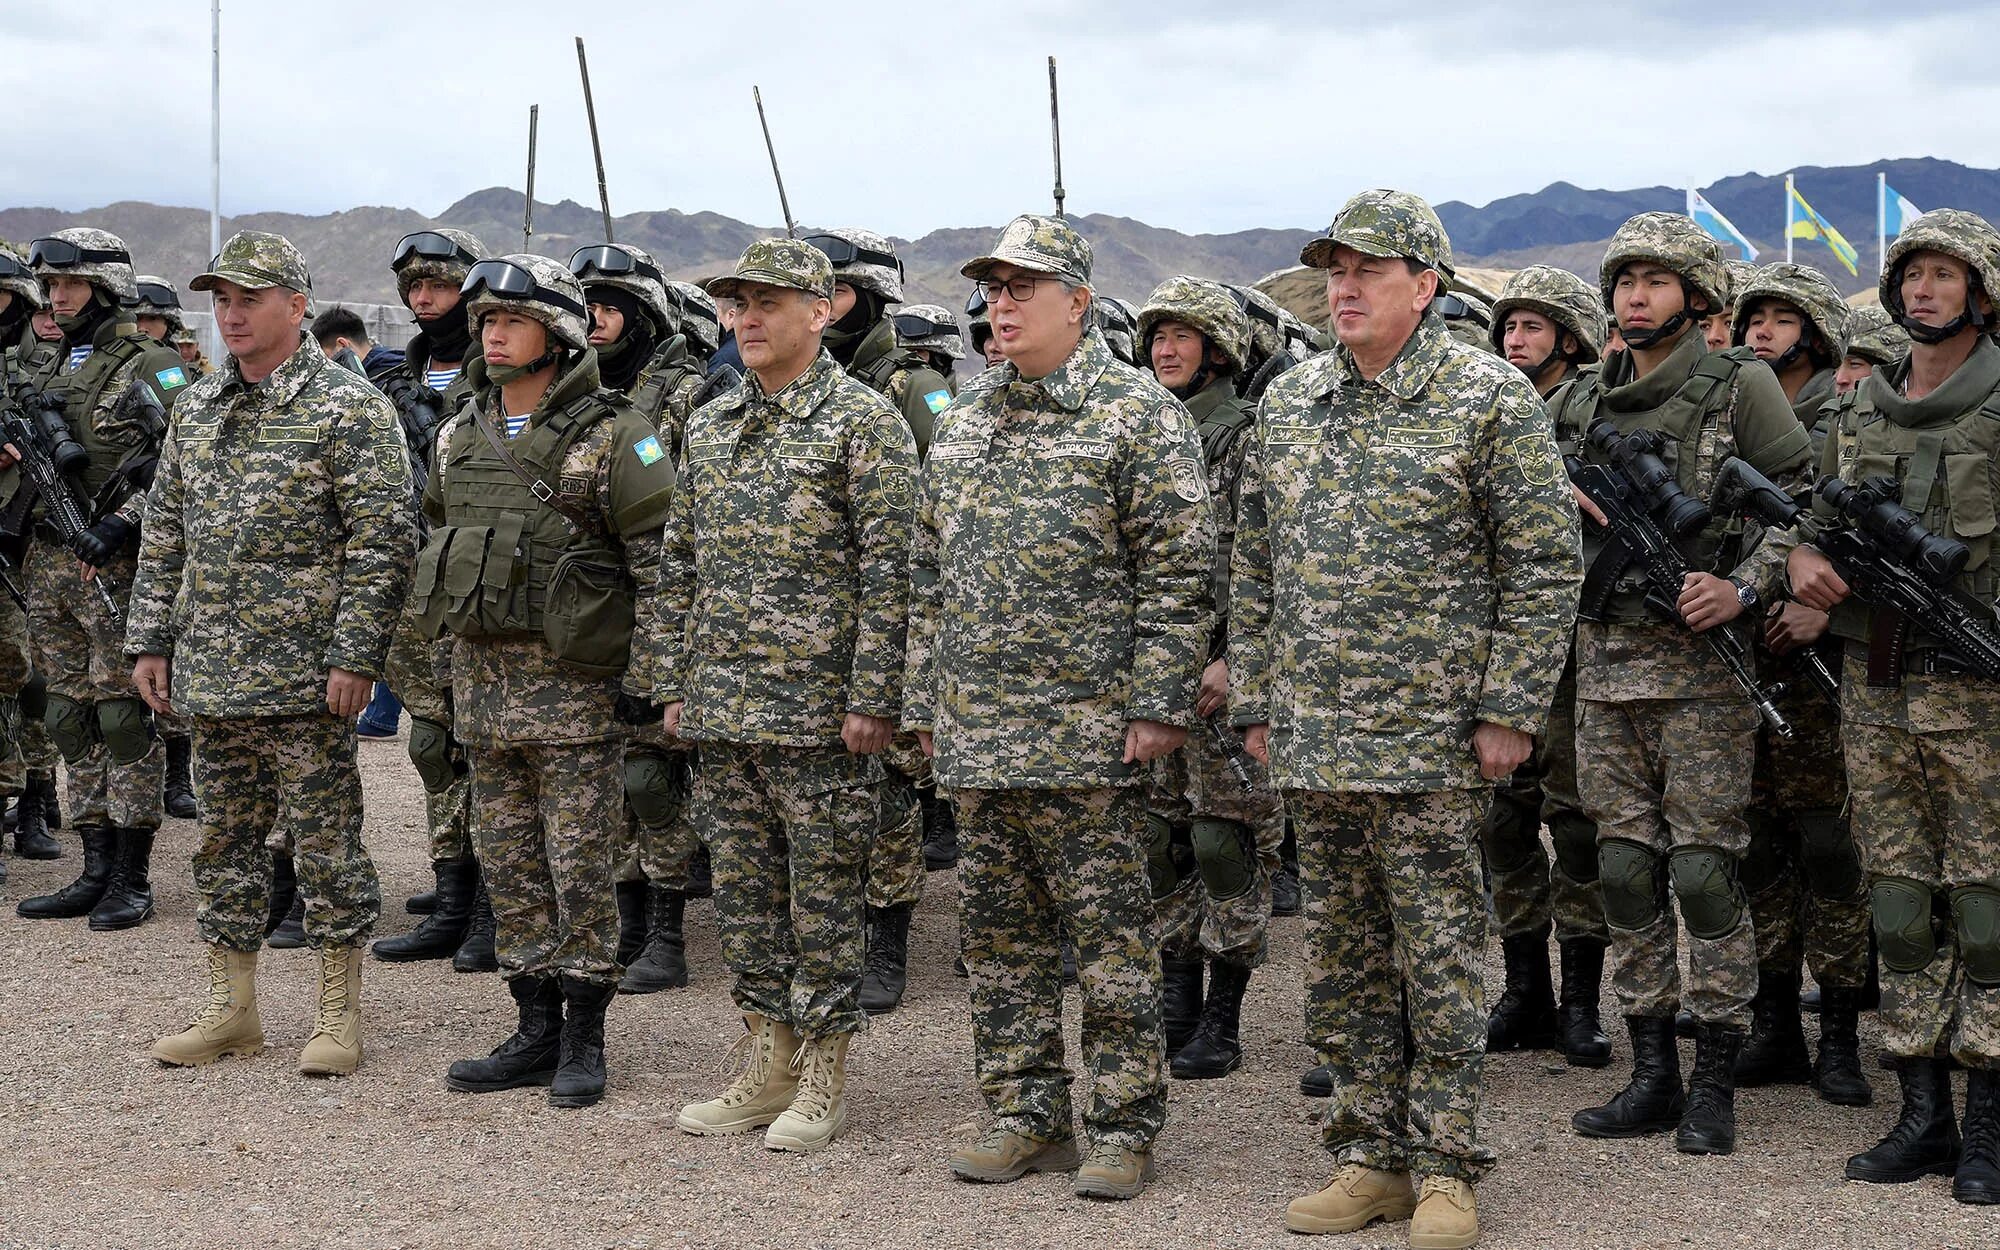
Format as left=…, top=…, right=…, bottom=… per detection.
left=38, top=331, right=163, bottom=508
left=630, top=355, right=701, bottom=433
left=852, top=340, right=925, bottom=397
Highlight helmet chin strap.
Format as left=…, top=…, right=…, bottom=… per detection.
left=488, top=348, right=565, bottom=387
left=1618, top=311, right=1687, bottom=350
left=1900, top=275, right=1989, bottom=344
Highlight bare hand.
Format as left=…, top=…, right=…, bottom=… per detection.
left=0, top=442, right=19, bottom=471
left=662, top=700, right=684, bottom=737
left=841, top=711, right=894, bottom=755
left=1242, top=723, right=1270, bottom=764
left=326, top=667, right=372, bottom=719
left=1195, top=658, right=1229, bottom=719
left=1572, top=483, right=1608, bottom=527
left=1787, top=545, right=1851, bottom=612
left=1678, top=572, right=1745, bottom=632
left=1763, top=601, right=1830, bottom=655
left=132, top=654, right=173, bottom=715
left=1123, top=719, right=1187, bottom=765
left=916, top=729, right=934, bottom=757
left=1472, top=721, right=1533, bottom=781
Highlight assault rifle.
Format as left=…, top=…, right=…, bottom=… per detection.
left=0, top=377, right=119, bottom=614
left=376, top=373, right=445, bottom=505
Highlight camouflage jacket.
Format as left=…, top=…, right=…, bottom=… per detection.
left=126, top=332, right=415, bottom=717
left=1793, top=365, right=1837, bottom=459
left=906, top=329, right=1216, bottom=789
left=1185, top=374, right=1257, bottom=654
left=1229, top=314, right=1581, bottom=794
left=646, top=349, right=917, bottom=747
left=849, top=317, right=951, bottom=458
left=629, top=334, right=707, bottom=459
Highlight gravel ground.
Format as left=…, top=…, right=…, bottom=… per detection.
left=0, top=734, right=1992, bottom=1250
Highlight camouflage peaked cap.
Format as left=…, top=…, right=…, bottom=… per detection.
left=1879, top=208, right=2000, bottom=322
left=192, top=231, right=313, bottom=310
left=1301, top=189, right=1455, bottom=278
left=571, top=241, right=676, bottom=338
left=892, top=303, right=964, bottom=361
left=1599, top=213, right=1726, bottom=316
left=1490, top=264, right=1605, bottom=362
left=1731, top=262, right=1849, bottom=358
left=805, top=226, right=905, bottom=302
left=961, top=214, right=1092, bottom=286
left=1719, top=258, right=1758, bottom=311
left=30, top=227, right=138, bottom=302
left=1842, top=304, right=1912, bottom=366
left=463, top=253, right=591, bottom=353
left=668, top=280, right=722, bottom=355
left=705, top=237, right=835, bottom=302
left=393, top=227, right=490, bottom=304
left=1138, top=275, right=1252, bottom=373
left=0, top=242, right=44, bottom=309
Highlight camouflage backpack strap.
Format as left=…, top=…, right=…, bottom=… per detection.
left=1197, top=400, right=1256, bottom=467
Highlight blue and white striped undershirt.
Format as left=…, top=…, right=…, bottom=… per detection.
left=499, top=401, right=530, bottom=440
left=425, top=366, right=459, bottom=391
left=66, top=344, right=93, bottom=372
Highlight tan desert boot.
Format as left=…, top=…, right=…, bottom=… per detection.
left=677, top=1014, right=801, bottom=1135
left=765, top=1030, right=852, bottom=1153
left=1409, top=1175, right=1479, bottom=1249
left=299, top=944, right=363, bottom=1076
left=1285, top=1163, right=1418, bottom=1235
left=1073, top=1141, right=1157, bottom=1200
left=950, top=1127, right=1081, bottom=1183
left=150, top=945, right=264, bottom=1067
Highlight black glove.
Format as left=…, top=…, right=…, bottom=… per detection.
left=72, top=514, right=133, bottom=566
left=614, top=691, right=662, bottom=726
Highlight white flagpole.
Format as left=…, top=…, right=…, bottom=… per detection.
left=208, top=0, right=222, bottom=359
left=1878, top=171, right=1887, bottom=277
left=1786, top=173, right=1795, bottom=264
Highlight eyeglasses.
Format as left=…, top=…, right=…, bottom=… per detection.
left=801, top=234, right=905, bottom=280
left=976, top=275, right=1059, bottom=303
left=392, top=231, right=480, bottom=270
left=460, top=259, right=587, bottom=318
left=28, top=237, right=131, bottom=268
left=892, top=311, right=956, bottom=339
left=569, top=244, right=663, bottom=284
left=135, top=281, right=180, bottom=309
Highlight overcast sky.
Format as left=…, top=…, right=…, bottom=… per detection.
left=8, top=1, right=1998, bottom=236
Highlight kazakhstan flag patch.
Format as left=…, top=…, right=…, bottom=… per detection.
left=633, top=434, right=665, bottom=465
left=924, top=389, right=951, bottom=415
left=156, top=366, right=188, bottom=390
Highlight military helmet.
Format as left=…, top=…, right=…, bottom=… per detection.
left=134, top=275, right=186, bottom=331
left=1096, top=296, right=1140, bottom=364
left=668, top=281, right=722, bottom=355
left=1438, top=290, right=1495, bottom=354
left=1489, top=264, right=1604, bottom=363
left=891, top=303, right=964, bottom=362
left=802, top=226, right=905, bottom=302
left=1719, top=259, right=1758, bottom=312
left=461, top=253, right=591, bottom=353
left=1878, top=208, right=2000, bottom=335
left=1276, top=306, right=1321, bottom=357
left=1301, top=189, right=1455, bottom=279
left=1138, top=276, right=1251, bottom=374
left=28, top=227, right=138, bottom=302
left=1599, top=213, right=1727, bottom=317
left=570, top=242, right=675, bottom=339
left=0, top=242, right=45, bottom=310
left=1842, top=304, right=1912, bottom=367
left=392, top=228, right=490, bottom=304
left=1730, top=262, right=1849, bottom=363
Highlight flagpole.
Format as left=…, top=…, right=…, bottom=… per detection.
left=208, top=0, right=222, bottom=360
left=1786, top=173, right=1795, bottom=264
left=1878, top=171, right=1887, bottom=278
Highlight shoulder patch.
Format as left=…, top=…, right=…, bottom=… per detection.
left=1503, top=433, right=1561, bottom=486
left=1156, top=403, right=1190, bottom=439
left=155, top=366, right=188, bottom=390
left=1168, top=456, right=1207, bottom=503
left=923, top=388, right=952, bottom=415
left=879, top=465, right=915, bottom=510
left=632, top=434, right=665, bottom=466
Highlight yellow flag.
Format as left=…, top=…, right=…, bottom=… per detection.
left=1788, top=185, right=1860, bottom=275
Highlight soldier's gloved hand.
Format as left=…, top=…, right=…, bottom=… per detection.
left=72, top=515, right=133, bottom=567
left=614, top=691, right=662, bottom=726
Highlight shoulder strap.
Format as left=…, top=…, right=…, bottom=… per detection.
left=467, top=400, right=595, bottom=532
left=856, top=344, right=920, bottom=395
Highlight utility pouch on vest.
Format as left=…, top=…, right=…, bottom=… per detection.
left=410, top=516, right=531, bottom=641
left=543, top=547, right=636, bottom=676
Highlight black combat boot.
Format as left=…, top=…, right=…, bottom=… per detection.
left=1173, top=958, right=1250, bottom=1079
left=1161, top=957, right=1205, bottom=1059
left=1557, top=938, right=1612, bottom=1068
left=446, top=975, right=563, bottom=1093
left=614, top=879, right=650, bottom=968
left=17, top=826, right=117, bottom=919
left=88, top=828, right=157, bottom=931
left=1676, top=1022, right=1745, bottom=1155
left=265, top=853, right=298, bottom=938
left=1812, top=985, right=1872, bottom=1107
left=549, top=977, right=613, bottom=1108
left=13, top=772, right=60, bottom=859
left=1299, top=1060, right=1334, bottom=1098
left=1954, top=1069, right=2000, bottom=1205
left=267, top=894, right=308, bottom=948
left=1734, top=970, right=1812, bottom=1086
left=1270, top=823, right=1301, bottom=918
left=1846, top=1057, right=1960, bottom=1183
left=619, top=885, right=688, bottom=993
left=1573, top=1014, right=1686, bottom=1138
left=921, top=789, right=958, bottom=871
left=1487, top=924, right=1560, bottom=1052
left=683, top=843, right=713, bottom=899
left=162, top=734, right=197, bottom=820
left=858, top=902, right=914, bottom=1012
left=373, top=857, right=478, bottom=961
left=405, top=880, right=440, bottom=915
left=36, top=768, right=61, bottom=830
left=454, top=879, right=499, bottom=973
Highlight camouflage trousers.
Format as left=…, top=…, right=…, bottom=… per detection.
left=694, top=741, right=878, bottom=1039
left=1481, top=664, right=1607, bottom=942
left=384, top=606, right=471, bottom=863
left=954, top=784, right=1165, bottom=1152
left=1577, top=697, right=1759, bottom=1028
left=616, top=723, right=694, bottom=884
left=468, top=737, right=624, bottom=988
left=867, top=735, right=928, bottom=910
left=25, top=538, right=161, bottom=829
left=0, top=591, right=55, bottom=791
left=1291, top=786, right=1495, bottom=1183
left=190, top=713, right=378, bottom=950
left=1149, top=718, right=1284, bottom=965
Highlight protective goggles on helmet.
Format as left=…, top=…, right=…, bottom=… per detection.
left=964, top=286, right=988, bottom=317
left=28, top=237, right=131, bottom=268
left=1226, top=286, right=1283, bottom=329
left=0, top=253, right=29, bottom=281
left=1433, top=293, right=1482, bottom=322
left=392, top=231, right=481, bottom=270
left=135, top=280, right=180, bottom=310
left=460, top=259, right=588, bottom=318
left=675, top=293, right=720, bottom=329
left=801, top=234, right=905, bottom=280
left=892, top=311, right=955, bottom=339
left=569, top=245, right=665, bottom=285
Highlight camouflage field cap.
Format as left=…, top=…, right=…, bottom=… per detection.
left=29, top=227, right=138, bottom=302
left=1490, top=264, right=1605, bottom=362
left=461, top=253, right=592, bottom=353
left=1719, top=258, right=1758, bottom=311
left=804, top=226, right=906, bottom=302
left=191, top=230, right=313, bottom=306
left=1598, top=212, right=1727, bottom=316
left=1842, top=304, right=1912, bottom=367
left=1731, top=262, right=1849, bottom=359
left=705, top=237, right=835, bottom=302
left=392, top=227, right=490, bottom=304
left=1138, top=275, right=1252, bottom=373
left=1300, top=189, right=1455, bottom=278
left=891, top=303, right=965, bottom=361
left=0, top=242, right=44, bottom=309
left=1878, top=208, right=2000, bottom=324
left=961, top=213, right=1093, bottom=286
left=669, top=280, right=722, bottom=355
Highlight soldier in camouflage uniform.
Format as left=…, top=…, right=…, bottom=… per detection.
left=1133, top=276, right=1284, bottom=1083
left=1836, top=304, right=1912, bottom=395
left=1553, top=214, right=1814, bottom=1158
left=892, top=303, right=964, bottom=390
left=1703, top=257, right=1759, bottom=353
left=1233, top=191, right=1579, bottom=1245
left=964, top=286, right=1004, bottom=368
left=10, top=229, right=184, bottom=933
left=1094, top=296, right=1142, bottom=368
left=654, top=238, right=915, bottom=1153
left=1438, top=287, right=1496, bottom=355
left=912, top=214, right=1214, bottom=1200
left=1787, top=209, right=2000, bottom=1204
left=130, top=231, right=413, bottom=1076
left=1477, top=264, right=1616, bottom=1069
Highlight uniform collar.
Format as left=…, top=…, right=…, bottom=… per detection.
left=1324, top=312, right=1450, bottom=402
left=748, top=348, right=842, bottom=421
left=1596, top=324, right=1704, bottom=411
left=221, top=331, right=325, bottom=407
left=1869, top=334, right=2000, bottom=429
left=1001, top=328, right=1114, bottom=412
left=1179, top=373, right=1240, bottom=422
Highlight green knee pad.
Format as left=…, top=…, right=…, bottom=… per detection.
left=624, top=749, right=687, bottom=828
left=1597, top=838, right=1666, bottom=932
left=1145, top=812, right=1182, bottom=900
left=1668, top=846, right=1744, bottom=941
left=95, top=697, right=155, bottom=766
left=1549, top=814, right=1600, bottom=886
left=44, top=692, right=99, bottom=764
left=1949, top=885, right=2000, bottom=988
left=1795, top=809, right=1866, bottom=903
left=1191, top=817, right=1256, bottom=901
left=18, top=672, right=46, bottom=720
left=407, top=716, right=463, bottom=794
left=1873, top=876, right=1939, bottom=975
left=1481, top=799, right=1542, bottom=875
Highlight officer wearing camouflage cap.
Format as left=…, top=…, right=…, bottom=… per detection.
left=9, top=227, right=185, bottom=936
left=1835, top=304, right=1910, bottom=394
left=1134, top=276, right=1285, bottom=1084
left=1553, top=213, right=1812, bottom=1158
left=132, top=229, right=413, bottom=1078
left=650, top=237, right=915, bottom=1151
left=915, top=213, right=1213, bottom=1200
left=1235, top=190, right=1578, bottom=1245
left=1784, top=208, right=2000, bottom=1204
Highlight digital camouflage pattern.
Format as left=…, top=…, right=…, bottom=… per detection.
left=134, top=275, right=185, bottom=333
left=807, top=226, right=905, bottom=302
left=1150, top=728, right=1284, bottom=963
left=1719, top=259, right=1758, bottom=314
left=30, top=227, right=138, bottom=301
left=850, top=315, right=952, bottom=457
left=892, top=304, right=964, bottom=362
left=0, top=241, right=44, bottom=308
left=630, top=334, right=709, bottom=457
left=572, top=241, right=675, bottom=335
left=1137, top=276, right=1251, bottom=373
left=1878, top=208, right=2000, bottom=323
left=463, top=253, right=590, bottom=354
left=669, top=281, right=722, bottom=356
left=1490, top=265, right=1605, bottom=362
left=1481, top=663, right=1606, bottom=942
left=706, top=237, right=835, bottom=302
left=1229, top=283, right=1290, bottom=369
left=392, top=227, right=489, bottom=303
left=190, top=231, right=312, bottom=301
left=1096, top=297, right=1140, bottom=366
left=1596, top=213, right=1728, bottom=316
left=1842, top=304, right=1912, bottom=367
left=1300, top=189, right=1455, bottom=276
left=1442, top=290, right=1496, bottom=355
left=960, top=213, right=1093, bottom=286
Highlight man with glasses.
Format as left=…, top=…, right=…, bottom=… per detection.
left=913, top=214, right=1214, bottom=1200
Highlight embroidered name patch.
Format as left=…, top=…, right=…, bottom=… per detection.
left=687, top=441, right=733, bottom=464
left=1381, top=426, right=1457, bottom=450
left=929, top=442, right=983, bottom=461
left=1040, top=438, right=1113, bottom=460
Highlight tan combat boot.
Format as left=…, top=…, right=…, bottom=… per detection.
left=677, top=1014, right=801, bottom=1135
left=299, top=943, right=363, bottom=1076
left=1409, top=1175, right=1479, bottom=1249
left=1285, top=1163, right=1417, bottom=1235
left=150, top=945, right=264, bottom=1066
left=950, top=1127, right=1081, bottom=1183
left=765, top=1030, right=851, bottom=1153
left=1073, top=1141, right=1157, bottom=1200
